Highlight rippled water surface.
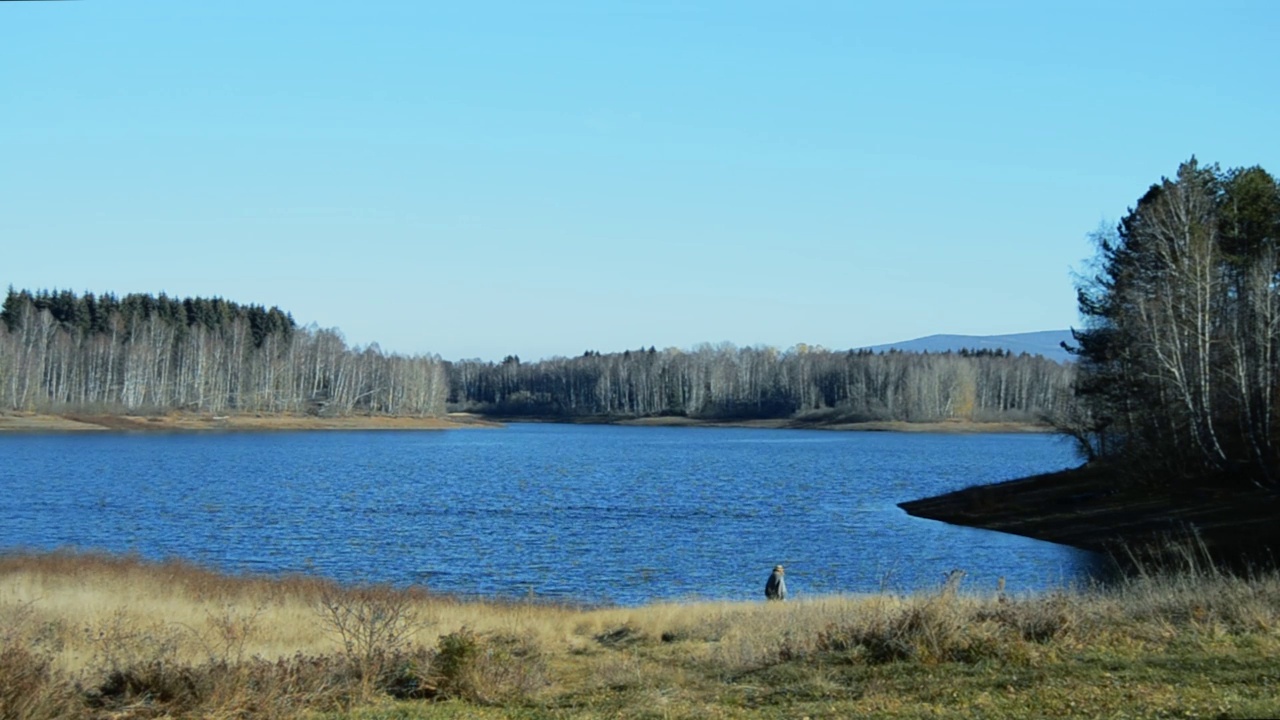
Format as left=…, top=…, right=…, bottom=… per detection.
left=0, top=423, right=1099, bottom=604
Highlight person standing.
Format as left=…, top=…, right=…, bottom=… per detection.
left=765, top=565, right=786, bottom=601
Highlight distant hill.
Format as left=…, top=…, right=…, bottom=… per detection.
left=861, top=330, right=1075, bottom=363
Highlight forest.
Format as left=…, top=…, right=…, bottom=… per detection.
left=0, top=289, right=449, bottom=416
left=449, top=345, right=1073, bottom=423
left=1069, top=158, right=1280, bottom=489
left=7, top=160, right=1275, bottom=453
left=0, top=288, right=1076, bottom=425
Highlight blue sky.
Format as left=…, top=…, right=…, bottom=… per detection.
left=3, top=1, right=1277, bottom=361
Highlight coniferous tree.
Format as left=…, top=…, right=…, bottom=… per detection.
left=1069, top=158, right=1280, bottom=487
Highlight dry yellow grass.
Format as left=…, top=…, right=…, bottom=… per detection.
left=0, top=552, right=880, bottom=673
left=5, top=550, right=1280, bottom=719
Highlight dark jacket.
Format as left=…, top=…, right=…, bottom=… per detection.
left=765, top=569, right=786, bottom=600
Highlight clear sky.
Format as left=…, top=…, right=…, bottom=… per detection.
left=3, top=2, right=1277, bottom=361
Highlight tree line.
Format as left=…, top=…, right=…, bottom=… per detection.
left=0, top=288, right=448, bottom=416
left=1068, top=158, right=1280, bottom=489
left=447, top=344, right=1074, bottom=423
left=1, top=288, right=1076, bottom=425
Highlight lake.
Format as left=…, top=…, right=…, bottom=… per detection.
left=0, top=423, right=1100, bottom=605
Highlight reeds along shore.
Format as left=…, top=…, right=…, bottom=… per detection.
left=5, top=551, right=1280, bottom=719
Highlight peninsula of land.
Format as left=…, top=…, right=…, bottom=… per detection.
left=899, top=463, right=1280, bottom=564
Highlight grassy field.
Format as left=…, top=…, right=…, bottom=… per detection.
left=4, top=551, right=1280, bottom=719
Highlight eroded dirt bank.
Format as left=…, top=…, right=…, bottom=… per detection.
left=0, top=411, right=499, bottom=433
left=493, top=414, right=1051, bottom=433
left=899, top=463, right=1280, bottom=561
left=2, top=410, right=1049, bottom=434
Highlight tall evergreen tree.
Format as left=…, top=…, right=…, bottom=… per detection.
left=1069, top=158, right=1280, bottom=487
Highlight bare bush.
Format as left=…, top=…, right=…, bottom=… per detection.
left=83, top=609, right=187, bottom=682
left=313, top=582, right=432, bottom=698
left=185, top=602, right=265, bottom=665
left=315, top=584, right=425, bottom=662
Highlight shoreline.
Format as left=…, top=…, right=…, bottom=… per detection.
left=0, top=410, right=502, bottom=433
left=899, top=463, right=1280, bottom=561
left=0, top=410, right=1050, bottom=434
left=484, top=414, right=1052, bottom=433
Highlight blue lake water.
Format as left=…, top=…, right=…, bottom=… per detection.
left=0, top=423, right=1100, bottom=605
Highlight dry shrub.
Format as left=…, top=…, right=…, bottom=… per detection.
left=313, top=581, right=432, bottom=698
left=1093, top=535, right=1278, bottom=637
left=202, top=650, right=435, bottom=715
left=817, top=601, right=971, bottom=664
left=0, top=643, right=83, bottom=720
left=815, top=575, right=1006, bottom=665
left=82, top=647, right=441, bottom=718
left=192, top=602, right=265, bottom=665
left=1105, top=565, right=1280, bottom=639
left=0, top=601, right=83, bottom=720
left=434, top=627, right=548, bottom=705
left=78, top=607, right=215, bottom=716
left=88, top=661, right=202, bottom=714
left=374, top=646, right=437, bottom=700
left=69, top=595, right=435, bottom=718
left=585, top=649, right=649, bottom=692
left=594, top=624, right=645, bottom=649
left=83, top=609, right=187, bottom=682
left=82, top=652, right=355, bottom=719
left=976, top=592, right=1079, bottom=644
left=699, top=600, right=847, bottom=674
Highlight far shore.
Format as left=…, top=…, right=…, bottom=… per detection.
left=0, top=410, right=502, bottom=433
left=0, top=410, right=1050, bottom=434
left=496, top=414, right=1052, bottom=434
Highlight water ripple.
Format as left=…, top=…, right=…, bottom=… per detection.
left=0, top=424, right=1099, bottom=604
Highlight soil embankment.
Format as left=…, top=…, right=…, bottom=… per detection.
left=899, top=463, right=1280, bottom=561
left=1, top=411, right=1045, bottom=434
left=488, top=414, right=1050, bottom=433
left=0, top=411, right=499, bottom=433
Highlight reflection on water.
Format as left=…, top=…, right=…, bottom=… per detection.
left=0, top=423, right=1102, bottom=604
